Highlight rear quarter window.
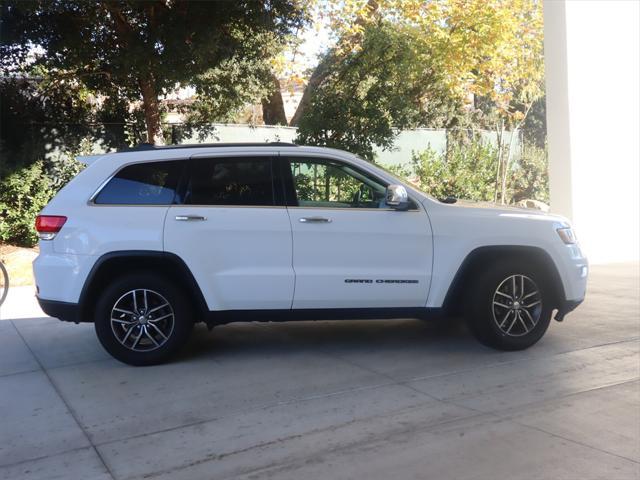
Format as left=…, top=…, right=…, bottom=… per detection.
left=94, top=161, right=184, bottom=205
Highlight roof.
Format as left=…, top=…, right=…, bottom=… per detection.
left=119, top=142, right=298, bottom=153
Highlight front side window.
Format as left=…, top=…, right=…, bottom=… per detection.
left=288, top=158, right=388, bottom=209
left=185, top=157, right=274, bottom=206
left=94, top=160, right=184, bottom=205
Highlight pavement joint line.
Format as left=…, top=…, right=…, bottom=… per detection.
left=0, top=367, right=42, bottom=379
left=91, top=347, right=639, bottom=452
left=8, top=320, right=117, bottom=480
left=11, top=332, right=640, bottom=379
left=400, top=336, right=640, bottom=385
left=42, top=355, right=116, bottom=373
left=91, top=378, right=416, bottom=449
left=103, top=404, right=493, bottom=480
left=222, top=401, right=640, bottom=480
left=0, top=445, right=94, bottom=471
left=406, top=376, right=640, bottom=466
left=505, top=415, right=640, bottom=465
left=480, top=375, right=638, bottom=410
left=214, top=408, right=511, bottom=480
left=4, top=317, right=639, bottom=468
left=551, top=336, right=640, bottom=357
left=405, top=371, right=640, bottom=417
left=306, top=335, right=640, bottom=405
left=314, top=344, right=445, bottom=403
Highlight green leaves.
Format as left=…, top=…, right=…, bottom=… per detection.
left=1, top=0, right=307, bottom=143
left=411, top=138, right=499, bottom=202
left=0, top=161, right=53, bottom=247
left=390, top=137, right=549, bottom=205
left=296, top=23, right=460, bottom=160
left=509, top=142, right=549, bottom=204
left=298, top=0, right=545, bottom=159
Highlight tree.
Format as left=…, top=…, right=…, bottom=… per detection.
left=0, top=73, right=94, bottom=175
left=294, top=0, right=544, bottom=175
left=261, top=73, right=288, bottom=126
left=415, top=0, right=545, bottom=203
left=409, top=138, right=499, bottom=202
left=295, top=22, right=460, bottom=159
left=290, top=0, right=380, bottom=126
left=522, top=96, right=547, bottom=149
left=1, top=0, right=306, bottom=144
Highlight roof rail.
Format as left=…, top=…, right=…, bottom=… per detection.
left=118, top=142, right=298, bottom=153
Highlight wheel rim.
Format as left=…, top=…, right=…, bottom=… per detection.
left=0, top=262, right=8, bottom=307
left=491, top=274, right=542, bottom=337
left=110, top=289, right=174, bottom=352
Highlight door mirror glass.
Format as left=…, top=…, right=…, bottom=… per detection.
left=385, top=184, right=409, bottom=210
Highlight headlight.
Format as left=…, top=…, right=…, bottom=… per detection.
left=557, top=227, right=577, bottom=244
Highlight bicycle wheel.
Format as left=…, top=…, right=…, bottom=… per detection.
left=0, top=261, right=8, bottom=307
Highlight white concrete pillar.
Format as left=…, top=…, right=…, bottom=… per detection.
left=544, top=0, right=639, bottom=263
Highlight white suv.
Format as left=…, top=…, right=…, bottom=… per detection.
left=33, top=143, right=588, bottom=365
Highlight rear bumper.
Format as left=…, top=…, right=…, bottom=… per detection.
left=37, top=297, right=83, bottom=323
left=33, top=250, right=96, bottom=304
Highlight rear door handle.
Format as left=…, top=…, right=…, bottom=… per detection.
left=175, top=215, right=207, bottom=221
left=299, top=217, right=331, bottom=223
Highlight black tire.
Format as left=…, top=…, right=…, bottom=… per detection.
left=94, top=273, right=194, bottom=366
left=465, top=259, right=553, bottom=350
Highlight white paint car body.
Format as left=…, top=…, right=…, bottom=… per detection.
left=33, top=144, right=588, bottom=363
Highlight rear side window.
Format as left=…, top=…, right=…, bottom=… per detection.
left=94, top=161, right=184, bottom=205
left=185, top=157, right=274, bottom=206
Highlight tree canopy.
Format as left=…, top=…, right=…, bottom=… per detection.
left=296, top=22, right=460, bottom=159
left=294, top=0, right=545, bottom=161
left=1, top=0, right=306, bottom=144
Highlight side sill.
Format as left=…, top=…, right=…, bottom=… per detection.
left=37, top=297, right=85, bottom=323
left=39, top=301, right=444, bottom=326
left=205, top=307, right=444, bottom=326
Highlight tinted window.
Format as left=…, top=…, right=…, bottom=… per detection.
left=186, top=157, right=274, bottom=206
left=288, top=158, right=388, bottom=209
left=95, top=161, right=184, bottom=205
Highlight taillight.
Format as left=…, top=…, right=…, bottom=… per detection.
left=35, top=215, right=67, bottom=240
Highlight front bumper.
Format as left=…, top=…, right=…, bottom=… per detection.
left=554, top=298, right=584, bottom=322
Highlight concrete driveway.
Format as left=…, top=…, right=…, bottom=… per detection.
left=1, top=263, right=638, bottom=480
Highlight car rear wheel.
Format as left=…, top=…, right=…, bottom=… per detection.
left=94, top=273, right=193, bottom=365
left=465, top=260, right=553, bottom=350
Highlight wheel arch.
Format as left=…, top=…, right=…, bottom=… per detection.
left=442, top=245, right=566, bottom=316
left=78, top=251, right=208, bottom=323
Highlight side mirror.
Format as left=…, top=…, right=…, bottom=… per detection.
left=385, top=184, right=409, bottom=210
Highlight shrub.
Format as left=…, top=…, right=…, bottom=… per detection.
left=0, top=161, right=53, bottom=247
left=46, top=150, right=86, bottom=190
left=410, top=138, right=498, bottom=201
left=509, top=143, right=549, bottom=203
left=390, top=138, right=549, bottom=205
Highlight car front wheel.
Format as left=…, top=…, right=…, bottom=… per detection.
left=466, top=261, right=553, bottom=350
left=94, top=273, right=193, bottom=365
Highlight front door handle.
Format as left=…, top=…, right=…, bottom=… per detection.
left=175, top=215, right=207, bottom=221
left=299, top=217, right=332, bottom=223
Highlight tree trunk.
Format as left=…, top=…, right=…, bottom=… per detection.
left=262, top=74, right=288, bottom=125
left=494, top=120, right=504, bottom=203
left=290, top=0, right=380, bottom=126
left=500, top=129, right=517, bottom=204
left=499, top=102, right=533, bottom=204
left=289, top=55, right=333, bottom=126
left=139, top=76, right=165, bottom=145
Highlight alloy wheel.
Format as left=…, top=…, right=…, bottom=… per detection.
left=110, top=289, right=175, bottom=352
left=491, top=274, right=542, bottom=337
